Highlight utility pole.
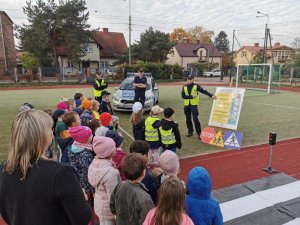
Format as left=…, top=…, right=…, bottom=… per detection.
left=230, top=29, right=235, bottom=82
left=124, top=0, right=132, bottom=65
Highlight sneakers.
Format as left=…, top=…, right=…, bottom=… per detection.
left=186, top=133, right=193, bottom=137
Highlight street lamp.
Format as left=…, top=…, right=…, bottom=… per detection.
left=256, top=11, right=269, bottom=72
left=123, top=0, right=132, bottom=65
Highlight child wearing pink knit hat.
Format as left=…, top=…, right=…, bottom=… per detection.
left=88, top=136, right=121, bottom=225
left=68, top=126, right=95, bottom=207
left=158, top=150, right=183, bottom=186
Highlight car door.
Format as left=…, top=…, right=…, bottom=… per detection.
left=152, top=78, right=159, bottom=103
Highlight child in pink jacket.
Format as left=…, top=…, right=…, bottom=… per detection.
left=88, top=136, right=121, bottom=225
left=143, top=177, right=194, bottom=225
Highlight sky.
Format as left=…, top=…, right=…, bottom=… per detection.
left=1, top=0, right=300, bottom=50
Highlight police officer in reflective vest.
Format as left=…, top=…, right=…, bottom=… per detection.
left=159, top=107, right=182, bottom=153
left=93, top=71, right=108, bottom=105
left=182, top=75, right=216, bottom=138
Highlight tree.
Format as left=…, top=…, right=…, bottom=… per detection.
left=187, top=26, right=214, bottom=43
left=288, top=37, right=300, bottom=67
left=132, top=27, right=174, bottom=62
left=214, top=31, right=230, bottom=53
left=17, top=0, right=90, bottom=66
left=169, top=28, right=191, bottom=43
left=21, top=52, right=40, bottom=69
left=251, top=51, right=264, bottom=64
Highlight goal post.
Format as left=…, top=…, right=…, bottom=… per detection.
left=235, top=64, right=281, bottom=94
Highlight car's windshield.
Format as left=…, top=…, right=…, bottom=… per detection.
left=119, top=77, right=151, bottom=90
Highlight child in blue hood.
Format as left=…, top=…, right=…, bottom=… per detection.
left=185, top=167, right=223, bottom=225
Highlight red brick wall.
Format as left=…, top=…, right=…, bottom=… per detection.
left=0, top=12, right=16, bottom=75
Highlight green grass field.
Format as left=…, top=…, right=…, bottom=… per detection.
left=0, top=85, right=299, bottom=162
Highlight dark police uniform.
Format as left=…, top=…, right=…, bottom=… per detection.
left=133, top=75, right=147, bottom=107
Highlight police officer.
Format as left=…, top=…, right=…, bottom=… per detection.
left=133, top=68, right=147, bottom=107
left=182, top=75, right=216, bottom=139
left=92, top=71, right=108, bottom=105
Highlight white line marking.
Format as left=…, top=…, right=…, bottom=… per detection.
left=118, top=125, right=134, bottom=141
left=221, top=181, right=300, bottom=222
left=282, top=218, right=300, bottom=225
left=245, top=100, right=300, bottom=110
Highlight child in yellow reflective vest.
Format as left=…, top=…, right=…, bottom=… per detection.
left=159, top=108, right=182, bottom=153
left=145, top=105, right=163, bottom=166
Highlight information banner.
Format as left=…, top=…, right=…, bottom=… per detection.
left=208, top=87, right=245, bottom=130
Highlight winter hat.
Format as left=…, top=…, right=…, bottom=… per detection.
left=23, top=103, right=34, bottom=109
left=73, top=107, right=84, bottom=116
left=56, top=101, right=68, bottom=110
left=53, top=109, right=65, bottom=118
left=101, top=91, right=111, bottom=97
left=151, top=105, right=163, bottom=114
left=59, top=97, right=69, bottom=102
left=164, top=107, right=175, bottom=118
left=93, top=136, right=116, bottom=158
left=69, top=126, right=92, bottom=143
left=100, top=112, right=112, bottom=126
left=132, top=102, right=143, bottom=113
left=159, top=150, right=180, bottom=176
left=106, top=130, right=124, bottom=148
left=19, top=105, right=31, bottom=113
left=81, top=100, right=92, bottom=110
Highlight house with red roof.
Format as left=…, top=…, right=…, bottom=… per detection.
left=232, top=43, right=263, bottom=65
left=57, top=28, right=127, bottom=75
left=233, top=42, right=293, bottom=65
left=166, top=40, right=222, bottom=70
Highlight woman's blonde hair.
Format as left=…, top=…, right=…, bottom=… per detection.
left=6, top=110, right=53, bottom=179
left=130, top=109, right=144, bottom=126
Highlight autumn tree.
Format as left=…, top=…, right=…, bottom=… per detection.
left=187, top=26, right=214, bottom=43
left=169, top=28, right=191, bottom=43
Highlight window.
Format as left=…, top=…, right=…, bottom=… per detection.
left=242, top=51, right=247, bottom=58
left=100, top=61, right=109, bottom=68
left=84, top=45, right=93, bottom=53
left=187, top=63, right=192, bottom=70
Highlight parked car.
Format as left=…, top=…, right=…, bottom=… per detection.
left=203, top=69, right=222, bottom=77
left=112, top=73, right=159, bottom=112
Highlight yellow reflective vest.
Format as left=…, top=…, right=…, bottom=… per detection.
left=145, top=116, right=160, bottom=142
left=92, top=110, right=99, bottom=120
left=159, top=127, right=176, bottom=145
left=183, top=85, right=200, bottom=106
left=93, top=79, right=106, bottom=97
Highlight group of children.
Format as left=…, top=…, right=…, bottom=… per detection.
left=17, top=94, right=223, bottom=225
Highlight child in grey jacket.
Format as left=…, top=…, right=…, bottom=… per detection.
left=110, top=153, right=155, bottom=225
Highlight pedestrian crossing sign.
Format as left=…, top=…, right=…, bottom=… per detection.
left=224, top=131, right=243, bottom=149
left=209, top=131, right=224, bottom=147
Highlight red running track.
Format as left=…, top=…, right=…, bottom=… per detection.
left=179, top=137, right=300, bottom=190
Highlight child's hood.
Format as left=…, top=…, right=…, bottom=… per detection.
left=88, top=158, right=115, bottom=187
left=161, top=119, right=177, bottom=130
left=187, top=167, right=211, bottom=200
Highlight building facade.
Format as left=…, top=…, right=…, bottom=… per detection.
left=0, top=11, right=16, bottom=75
left=166, top=42, right=222, bottom=70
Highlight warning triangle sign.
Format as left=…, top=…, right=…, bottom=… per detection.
left=209, top=131, right=224, bottom=147
left=224, top=133, right=240, bottom=147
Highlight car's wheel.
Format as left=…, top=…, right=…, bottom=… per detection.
left=210, top=74, right=213, bottom=77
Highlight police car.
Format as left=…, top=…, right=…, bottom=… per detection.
left=112, top=73, right=159, bottom=112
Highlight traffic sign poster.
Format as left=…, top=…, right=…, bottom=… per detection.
left=200, top=127, right=216, bottom=144
left=209, top=131, right=224, bottom=148
left=224, top=131, right=243, bottom=149
left=208, top=87, right=245, bottom=130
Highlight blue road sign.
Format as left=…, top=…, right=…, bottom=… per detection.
left=224, top=131, right=243, bottom=149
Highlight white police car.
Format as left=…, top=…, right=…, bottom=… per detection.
left=112, top=73, right=159, bottom=112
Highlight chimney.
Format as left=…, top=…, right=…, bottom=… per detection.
left=275, top=42, right=280, bottom=47
left=103, top=28, right=109, bottom=32
left=254, top=43, right=259, bottom=47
